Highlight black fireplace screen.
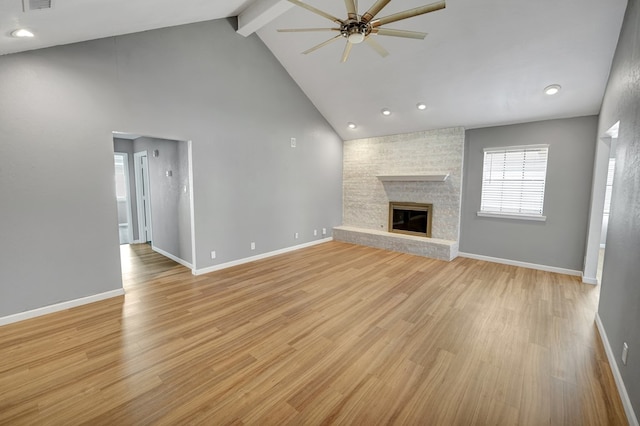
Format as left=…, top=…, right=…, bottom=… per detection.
left=389, top=202, right=432, bottom=237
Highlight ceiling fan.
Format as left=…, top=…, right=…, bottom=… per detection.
left=278, top=0, right=446, bottom=62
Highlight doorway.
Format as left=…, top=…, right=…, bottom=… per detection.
left=113, top=133, right=196, bottom=274
left=597, top=148, right=617, bottom=283
left=583, top=121, right=619, bottom=285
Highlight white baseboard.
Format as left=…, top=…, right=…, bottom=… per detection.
left=151, top=245, right=193, bottom=270
left=0, top=288, right=126, bottom=327
left=457, top=252, right=582, bottom=277
left=595, top=313, right=639, bottom=426
left=194, top=238, right=333, bottom=276
left=582, top=276, right=599, bottom=285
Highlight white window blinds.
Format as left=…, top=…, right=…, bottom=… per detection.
left=480, top=145, right=549, bottom=217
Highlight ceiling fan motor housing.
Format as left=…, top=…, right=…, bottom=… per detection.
left=341, top=20, right=370, bottom=44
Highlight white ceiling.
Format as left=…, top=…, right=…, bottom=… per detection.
left=0, top=0, right=255, bottom=55
left=1, top=0, right=627, bottom=140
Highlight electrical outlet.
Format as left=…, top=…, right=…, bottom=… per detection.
left=290, top=137, right=296, bottom=148
left=322, top=228, right=327, bottom=235
left=622, top=342, right=629, bottom=365
left=251, top=242, right=256, bottom=250
left=211, top=251, right=216, bottom=259
left=295, top=232, right=299, bottom=239
left=314, top=229, right=318, bottom=236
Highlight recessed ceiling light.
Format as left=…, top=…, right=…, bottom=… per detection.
left=544, top=84, right=561, bottom=95
left=347, top=122, right=357, bottom=129
left=417, top=103, right=427, bottom=110
left=381, top=108, right=391, bottom=116
left=11, top=29, right=34, bottom=38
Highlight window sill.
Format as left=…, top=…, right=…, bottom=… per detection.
left=477, top=211, right=547, bottom=222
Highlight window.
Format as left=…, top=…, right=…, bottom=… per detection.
left=479, top=144, right=549, bottom=221
left=114, top=154, right=128, bottom=200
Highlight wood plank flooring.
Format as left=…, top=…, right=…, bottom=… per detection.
left=0, top=242, right=628, bottom=425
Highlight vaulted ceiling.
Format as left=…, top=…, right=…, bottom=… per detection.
left=0, top=0, right=627, bottom=139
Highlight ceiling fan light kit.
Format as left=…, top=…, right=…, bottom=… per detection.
left=278, top=0, right=446, bottom=62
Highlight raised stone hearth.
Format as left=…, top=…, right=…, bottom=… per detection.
left=333, top=226, right=458, bottom=261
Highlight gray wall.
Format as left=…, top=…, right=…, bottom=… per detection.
left=113, top=19, right=343, bottom=269
left=0, top=18, right=342, bottom=317
left=597, top=0, right=640, bottom=417
left=460, top=116, right=598, bottom=271
left=0, top=40, right=124, bottom=316
left=343, top=128, right=465, bottom=241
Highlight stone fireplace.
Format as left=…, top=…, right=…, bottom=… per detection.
left=334, top=127, right=465, bottom=261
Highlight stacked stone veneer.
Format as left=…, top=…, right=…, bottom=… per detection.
left=333, top=226, right=459, bottom=261
left=337, top=127, right=465, bottom=259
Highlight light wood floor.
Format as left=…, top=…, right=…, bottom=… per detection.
left=0, top=242, right=627, bottom=425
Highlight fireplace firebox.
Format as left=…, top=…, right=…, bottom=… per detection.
left=389, top=202, right=432, bottom=238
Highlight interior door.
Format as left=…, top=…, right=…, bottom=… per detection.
left=134, top=151, right=153, bottom=243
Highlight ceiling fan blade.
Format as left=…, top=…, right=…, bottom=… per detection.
left=302, top=35, right=343, bottom=55
left=344, top=0, right=358, bottom=20
left=373, top=28, right=427, bottom=39
left=365, top=37, right=389, bottom=58
left=372, top=1, right=445, bottom=27
left=341, top=42, right=353, bottom=63
left=361, top=0, right=392, bottom=23
left=287, top=0, right=344, bottom=25
left=278, top=28, right=340, bottom=33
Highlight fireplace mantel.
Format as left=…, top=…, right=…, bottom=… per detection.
left=376, top=174, right=449, bottom=182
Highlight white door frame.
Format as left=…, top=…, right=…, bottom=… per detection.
left=583, top=121, right=619, bottom=284
left=188, top=140, right=197, bottom=271
left=134, top=151, right=153, bottom=243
